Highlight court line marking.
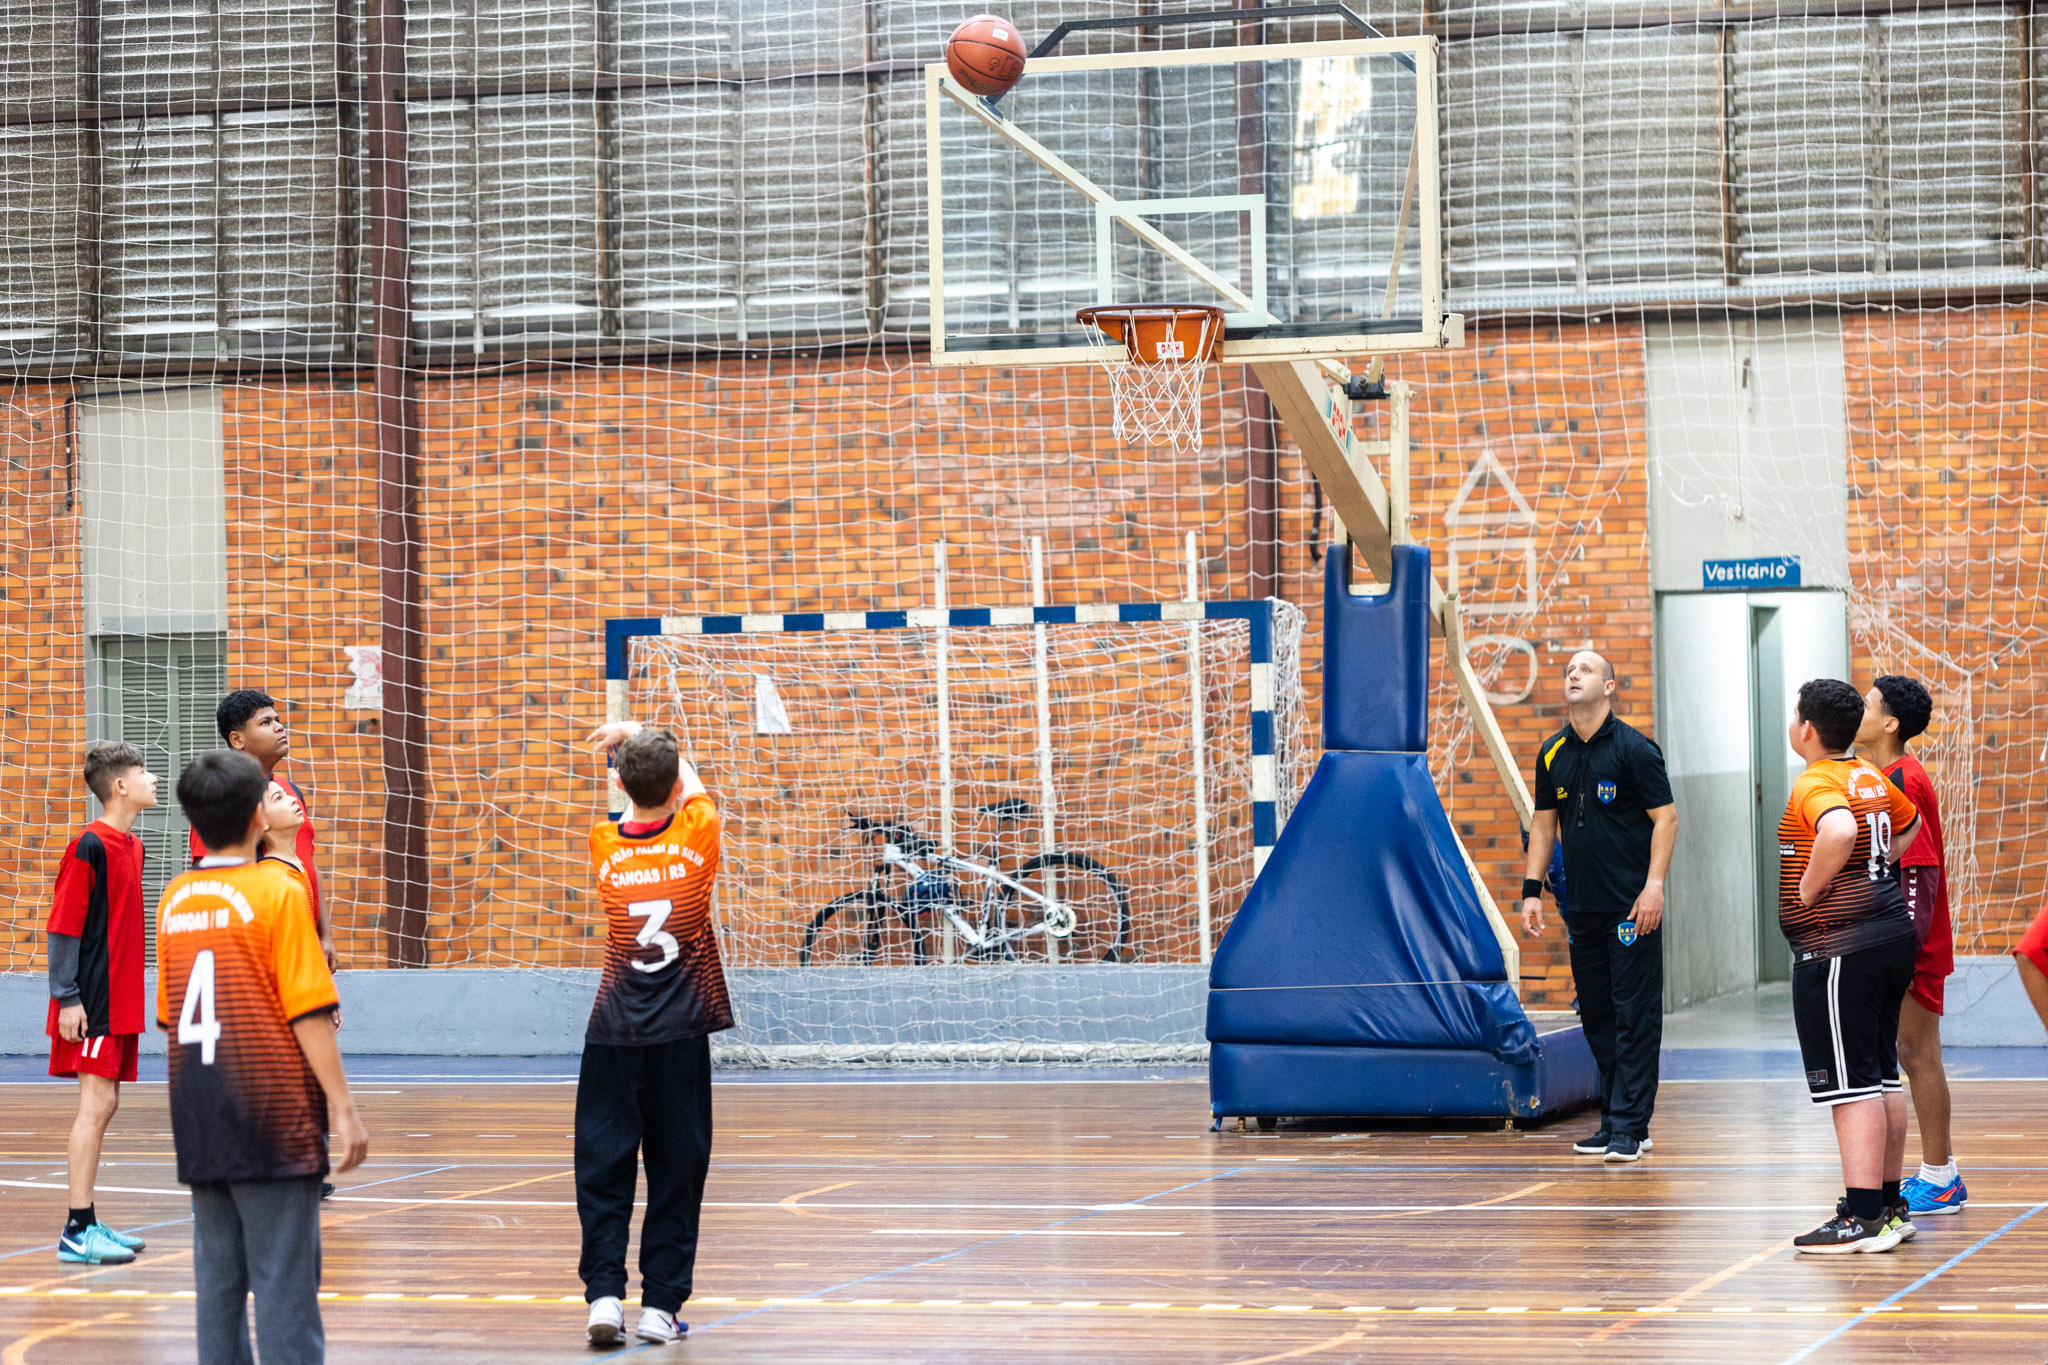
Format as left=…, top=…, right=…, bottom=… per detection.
left=0, top=1309, right=133, bottom=1365
left=1589, top=1237, right=1786, bottom=1341
left=776, top=1181, right=860, bottom=1220
left=684, top=1163, right=1257, bottom=1343
left=1776, top=1197, right=2048, bottom=1365
left=0, top=1288, right=2044, bottom=1319
left=1227, top=1329, right=1371, bottom=1362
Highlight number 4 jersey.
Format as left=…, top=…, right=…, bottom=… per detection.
left=1778, top=758, right=1922, bottom=965
left=154, top=859, right=339, bottom=1184
left=586, top=795, right=733, bottom=1046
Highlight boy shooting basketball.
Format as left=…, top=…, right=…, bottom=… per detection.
left=46, top=741, right=158, bottom=1265
left=575, top=720, right=732, bottom=1347
left=1779, top=679, right=1921, bottom=1254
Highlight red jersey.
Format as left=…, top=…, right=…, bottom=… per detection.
left=45, top=821, right=148, bottom=1038
left=155, top=859, right=338, bottom=1184
left=1885, top=752, right=1955, bottom=977
left=586, top=796, right=731, bottom=1046
left=192, top=773, right=319, bottom=925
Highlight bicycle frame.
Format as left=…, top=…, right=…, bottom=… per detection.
left=875, top=841, right=1074, bottom=952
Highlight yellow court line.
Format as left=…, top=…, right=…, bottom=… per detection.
left=1358, top=1180, right=1556, bottom=1221
left=2, top=1289, right=2043, bottom=1320
left=0, top=1310, right=132, bottom=1365
left=777, top=1181, right=863, bottom=1220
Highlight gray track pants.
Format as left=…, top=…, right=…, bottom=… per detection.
left=190, top=1176, right=325, bottom=1365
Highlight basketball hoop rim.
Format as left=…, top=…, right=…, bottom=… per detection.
left=1075, top=303, right=1228, bottom=365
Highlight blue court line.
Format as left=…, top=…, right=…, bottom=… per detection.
left=1775, top=1196, right=2048, bottom=1365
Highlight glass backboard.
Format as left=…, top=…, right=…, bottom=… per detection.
left=925, top=36, right=1450, bottom=367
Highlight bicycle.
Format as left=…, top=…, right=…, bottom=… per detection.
left=799, top=799, right=1133, bottom=966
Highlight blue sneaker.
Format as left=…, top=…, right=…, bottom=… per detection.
left=57, top=1223, right=136, bottom=1264
left=1902, top=1173, right=1968, bottom=1216
left=93, top=1221, right=145, bottom=1252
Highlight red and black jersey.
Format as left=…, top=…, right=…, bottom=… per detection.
left=45, top=821, right=147, bottom=1039
left=1778, top=758, right=1920, bottom=964
left=585, top=797, right=732, bottom=1046
left=190, top=773, right=320, bottom=925
left=155, top=859, right=338, bottom=1185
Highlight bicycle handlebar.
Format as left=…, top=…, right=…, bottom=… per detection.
left=846, top=812, right=937, bottom=857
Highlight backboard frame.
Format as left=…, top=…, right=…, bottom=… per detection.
left=924, top=35, right=1449, bottom=369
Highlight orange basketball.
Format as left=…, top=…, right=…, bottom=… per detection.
left=945, top=14, right=1027, bottom=98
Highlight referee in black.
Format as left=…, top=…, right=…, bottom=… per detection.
left=1519, top=650, right=1678, bottom=1163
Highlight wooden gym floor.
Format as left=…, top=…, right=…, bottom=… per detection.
left=2, top=1062, right=2045, bottom=1364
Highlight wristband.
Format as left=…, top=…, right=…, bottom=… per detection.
left=1521, top=878, right=1544, bottom=902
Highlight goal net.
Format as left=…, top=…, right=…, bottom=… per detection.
left=619, top=599, right=1311, bottom=1064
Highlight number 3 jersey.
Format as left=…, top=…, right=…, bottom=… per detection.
left=153, top=859, right=339, bottom=1184
left=1777, top=758, right=1922, bottom=964
left=586, top=795, right=733, bottom=1046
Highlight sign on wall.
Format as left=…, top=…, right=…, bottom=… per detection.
left=1701, top=555, right=1802, bottom=591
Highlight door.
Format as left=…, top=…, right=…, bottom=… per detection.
left=1748, top=590, right=1850, bottom=983
left=1657, top=590, right=1847, bottom=1003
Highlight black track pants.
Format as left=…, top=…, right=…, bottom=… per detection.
left=1567, top=914, right=1664, bottom=1139
left=575, top=1034, right=714, bottom=1313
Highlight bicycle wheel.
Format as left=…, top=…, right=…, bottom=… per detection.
left=801, top=891, right=927, bottom=966
left=995, top=852, right=1133, bottom=963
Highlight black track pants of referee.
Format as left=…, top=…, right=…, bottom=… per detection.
left=1567, top=914, right=1664, bottom=1139
left=575, top=1034, right=713, bottom=1314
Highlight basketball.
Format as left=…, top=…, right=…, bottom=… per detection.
left=945, top=14, right=1026, bottom=98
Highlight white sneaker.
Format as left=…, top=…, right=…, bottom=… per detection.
left=636, top=1307, right=684, bottom=1344
left=586, top=1296, right=624, bottom=1346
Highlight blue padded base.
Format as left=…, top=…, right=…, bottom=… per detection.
left=1208, top=1027, right=1600, bottom=1121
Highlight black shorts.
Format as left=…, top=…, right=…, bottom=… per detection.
left=1791, top=936, right=1916, bottom=1107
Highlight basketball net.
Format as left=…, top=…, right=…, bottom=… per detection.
left=1076, top=304, right=1226, bottom=455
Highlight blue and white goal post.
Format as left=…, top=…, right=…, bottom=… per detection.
left=601, top=596, right=1308, bottom=1005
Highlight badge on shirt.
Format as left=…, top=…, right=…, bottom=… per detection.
left=1556, top=786, right=1567, bottom=800
left=1596, top=780, right=1617, bottom=804
left=1615, top=920, right=1638, bottom=947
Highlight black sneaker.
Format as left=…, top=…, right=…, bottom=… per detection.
left=321, top=1183, right=335, bottom=1201
left=1834, top=1195, right=1917, bottom=1242
left=1795, top=1212, right=1902, bottom=1254
left=1602, top=1134, right=1643, bottom=1163
left=1572, top=1128, right=1611, bottom=1155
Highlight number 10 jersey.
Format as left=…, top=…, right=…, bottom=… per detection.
left=585, top=796, right=732, bottom=1046
left=1777, top=757, right=1921, bottom=965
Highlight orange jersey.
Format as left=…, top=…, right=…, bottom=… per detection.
left=1777, top=758, right=1920, bottom=964
left=586, top=796, right=732, bottom=1045
left=155, top=859, right=339, bottom=1184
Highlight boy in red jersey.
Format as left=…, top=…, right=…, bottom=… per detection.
left=159, top=749, right=368, bottom=1365
left=1856, top=676, right=1965, bottom=1217
left=1779, top=679, right=1922, bottom=1254
left=47, top=741, right=158, bottom=1264
left=193, top=689, right=331, bottom=971
left=2015, top=905, right=2048, bottom=1033
left=574, top=720, right=731, bottom=1348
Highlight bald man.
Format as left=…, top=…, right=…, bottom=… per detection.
left=1520, top=651, right=1678, bottom=1163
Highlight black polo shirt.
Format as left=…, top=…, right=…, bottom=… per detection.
left=1532, top=712, right=1673, bottom=917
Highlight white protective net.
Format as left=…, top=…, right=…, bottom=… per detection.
left=628, top=602, right=1311, bottom=1063
left=1, top=3, right=2044, bottom=1049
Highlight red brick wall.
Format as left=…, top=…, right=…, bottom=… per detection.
left=1842, top=305, right=2047, bottom=951
left=0, top=393, right=86, bottom=967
